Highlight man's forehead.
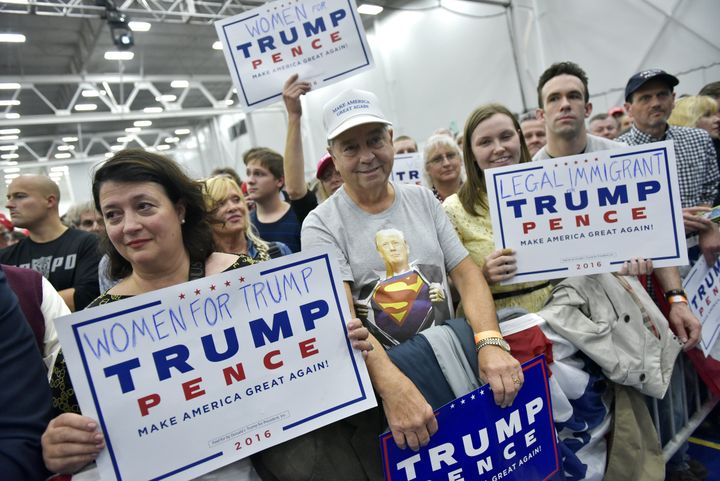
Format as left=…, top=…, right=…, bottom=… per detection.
left=632, top=79, right=672, bottom=96
left=542, top=74, right=585, bottom=96
left=521, top=119, right=543, bottom=129
left=333, top=123, right=387, bottom=143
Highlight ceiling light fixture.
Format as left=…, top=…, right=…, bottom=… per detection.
left=0, top=145, right=19, bottom=151
left=212, top=41, right=222, bottom=50
left=50, top=166, right=67, bottom=172
left=74, top=103, right=98, bottom=111
left=174, top=128, right=190, bottom=135
left=5, top=113, right=20, bottom=119
left=54, top=153, right=72, bottom=159
left=0, top=83, right=21, bottom=90
left=57, top=145, right=75, bottom=151
left=156, top=144, right=170, bottom=151
left=155, top=94, right=177, bottom=102
left=0, top=129, right=20, bottom=135
left=81, top=89, right=105, bottom=97
left=125, top=127, right=141, bottom=133
left=104, top=50, right=134, bottom=61
left=61, top=136, right=78, bottom=142
left=0, top=135, right=18, bottom=141
left=0, top=100, right=21, bottom=106
left=357, top=4, right=383, bottom=14
left=110, top=145, right=123, bottom=151
left=4, top=0, right=30, bottom=5
left=1, top=154, right=19, bottom=160
left=128, top=21, right=151, bottom=32
left=164, top=137, right=179, bottom=143
left=170, top=80, right=189, bottom=88
left=0, top=34, right=26, bottom=43
left=133, top=120, right=152, bottom=127
left=143, top=107, right=163, bottom=113
left=117, top=136, right=132, bottom=142
left=3, top=167, right=20, bottom=173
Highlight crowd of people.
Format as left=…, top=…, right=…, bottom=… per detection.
left=0, top=62, right=719, bottom=481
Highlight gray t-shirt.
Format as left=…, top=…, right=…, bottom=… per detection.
left=302, top=182, right=468, bottom=347
left=533, top=133, right=625, bottom=161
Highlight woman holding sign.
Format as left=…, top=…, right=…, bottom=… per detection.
left=41, top=150, right=371, bottom=480
left=442, top=104, right=554, bottom=312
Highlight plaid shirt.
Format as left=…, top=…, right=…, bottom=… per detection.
left=617, top=124, right=719, bottom=207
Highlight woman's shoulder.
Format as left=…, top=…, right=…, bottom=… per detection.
left=206, top=252, right=256, bottom=276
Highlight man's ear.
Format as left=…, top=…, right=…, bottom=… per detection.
left=536, top=108, right=546, bottom=122
left=388, top=127, right=394, bottom=143
left=585, top=102, right=593, bottom=119
left=624, top=101, right=632, bottom=117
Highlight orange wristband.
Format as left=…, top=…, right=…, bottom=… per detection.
left=668, top=295, right=688, bottom=305
left=474, top=330, right=503, bottom=345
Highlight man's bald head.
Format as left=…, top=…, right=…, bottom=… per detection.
left=6, top=175, right=62, bottom=231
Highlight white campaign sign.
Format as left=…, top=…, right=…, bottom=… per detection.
left=391, top=152, right=425, bottom=186
left=55, top=248, right=376, bottom=481
left=215, top=0, right=373, bottom=111
left=485, top=140, right=688, bottom=284
left=683, top=257, right=720, bottom=357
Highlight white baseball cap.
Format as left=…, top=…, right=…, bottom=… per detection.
left=322, top=89, right=392, bottom=140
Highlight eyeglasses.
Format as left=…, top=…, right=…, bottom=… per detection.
left=428, top=151, right=459, bottom=165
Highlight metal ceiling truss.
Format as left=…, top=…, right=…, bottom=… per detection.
left=0, top=74, right=238, bottom=127
left=0, top=126, right=195, bottom=165
left=0, top=0, right=265, bottom=24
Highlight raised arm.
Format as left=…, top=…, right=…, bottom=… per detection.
left=282, top=74, right=312, bottom=200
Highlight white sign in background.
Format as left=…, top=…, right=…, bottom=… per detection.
left=391, top=152, right=425, bottom=186
left=215, top=0, right=374, bottom=111
left=55, top=249, right=376, bottom=481
left=485, top=141, right=688, bottom=284
left=683, top=257, right=720, bottom=357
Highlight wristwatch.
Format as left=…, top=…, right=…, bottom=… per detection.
left=475, top=337, right=511, bottom=353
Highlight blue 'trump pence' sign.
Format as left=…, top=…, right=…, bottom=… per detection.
left=381, top=356, right=560, bottom=481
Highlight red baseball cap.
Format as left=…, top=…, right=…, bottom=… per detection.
left=316, top=153, right=334, bottom=180
left=0, top=213, right=12, bottom=231
left=608, top=106, right=625, bottom=116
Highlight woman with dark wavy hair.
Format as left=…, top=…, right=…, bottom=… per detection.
left=41, top=150, right=371, bottom=480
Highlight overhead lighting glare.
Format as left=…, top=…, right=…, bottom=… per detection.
left=212, top=41, right=222, bottom=50
left=133, top=120, right=152, bottom=127
left=61, top=136, right=78, bottom=142
left=117, top=136, right=132, bottom=142
left=5, top=113, right=20, bottom=119
left=0, top=83, right=21, bottom=90
left=0, top=34, right=26, bottom=43
left=0, top=145, right=19, bottom=151
left=155, top=94, right=177, bottom=102
left=104, top=50, right=134, bottom=61
left=57, top=145, right=75, bottom=151
left=0, top=100, right=20, bottom=106
left=81, top=89, right=105, bottom=98
left=0, top=135, right=18, bottom=141
left=143, top=107, right=163, bottom=113
left=357, top=4, right=383, bottom=14
left=164, top=137, right=179, bottom=143
left=74, top=103, right=97, bottom=111
left=50, top=166, right=67, bottom=172
left=104, top=152, right=114, bottom=158
left=156, top=144, right=170, bottom=151
left=128, top=21, right=151, bottom=32
left=125, top=127, right=141, bottom=133
left=3, top=167, right=20, bottom=173
left=170, top=80, right=189, bottom=89
left=0, top=129, right=20, bottom=135
left=225, top=99, right=234, bottom=106
left=110, top=145, right=124, bottom=152
left=174, top=128, right=190, bottom=135
left=4, top=0, right=30, bottom=5
left=4, top=173, right=20, bottom=179
left=54, top=153, right=72, bottom=159
left=1, top=154, right=19, bottom=160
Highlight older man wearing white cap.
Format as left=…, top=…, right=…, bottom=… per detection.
left=300, top=88, right=522, bottom=460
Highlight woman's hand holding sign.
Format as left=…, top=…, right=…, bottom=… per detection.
left=482, top=248, right=517, bottom=284
left=42, top=413, right=104, bottom=474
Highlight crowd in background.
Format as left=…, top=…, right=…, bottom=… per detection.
left=0, top=64, right=719, bottom=481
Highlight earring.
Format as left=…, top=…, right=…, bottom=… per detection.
left=180, top=218, right=186, bottom=224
